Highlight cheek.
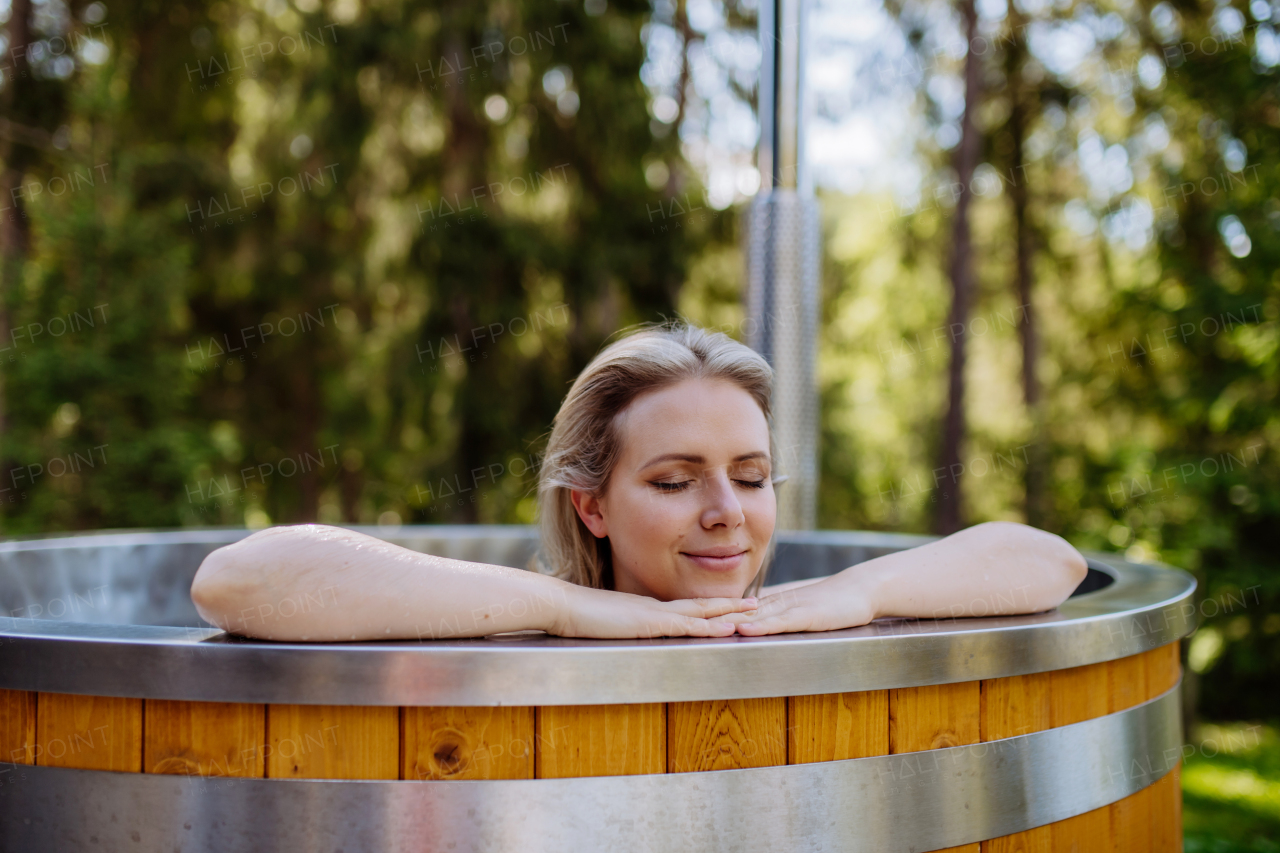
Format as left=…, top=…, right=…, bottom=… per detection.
left=610, top=488, right=685, bottom=544
left=747, top=487, right=777, bottom=527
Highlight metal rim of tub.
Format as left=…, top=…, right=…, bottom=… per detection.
left=0, top=526, right=1196, bottom=706
left=0, top=681, right=1182, bottom=853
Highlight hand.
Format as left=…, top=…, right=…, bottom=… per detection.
left=549, top=584, right=758, bottom=639
left=725, top=569, right=879, bottom=636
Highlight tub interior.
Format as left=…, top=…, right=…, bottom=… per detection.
left=0, top=528, right=1113, bottom=629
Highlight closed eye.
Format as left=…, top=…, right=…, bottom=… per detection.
left=648, top=477, right=769, bottom=493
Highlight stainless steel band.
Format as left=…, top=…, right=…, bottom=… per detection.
left=0, top=557, right=1195, bottom=706
left=0, top=681, right=1183, bottom=853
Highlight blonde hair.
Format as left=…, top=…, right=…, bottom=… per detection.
left=532, top=321, right=778, bottom=596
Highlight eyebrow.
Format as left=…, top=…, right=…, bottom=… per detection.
left=638, top=451, right=770, bottom=470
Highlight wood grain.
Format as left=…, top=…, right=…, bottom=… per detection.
left=1150, top=763, right=1182, bottom=852
left=0, top=689, right=36, bottom=765
left=264, top=704, right=398, bottom=779
left=788, top=690, right=889, bottom=763
left=893, top=681, right=981, bottom=853
left=1146, top=642, right=1183, bottom=851
left=143, top=699, right=265, bottom=777
left=980, top=673, right=1052, bottom=853
left=980, top=831, right=1051, bottom=853
left=1049, top=661, right=1110, bottom=728
left=403, top=706, right=534, bottom=780
left=35, top=692, right=141, bottom=771
left=6, top=646, right=1182, bottom=850
left=1048, top=660, right=1112, bottom=851
left=668, top=698, right=786, bottom=773
left=1108, top=650, right=1153, bottom=851
left=535, top=703, right=664, bottom=778
left=1145, top=641, right=1181, bottom=697
left=1108, top=649, right=1149, bottom=713
left=890, top=681, right=980, bottom=753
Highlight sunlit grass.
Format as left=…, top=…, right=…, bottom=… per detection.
left=1183, top=722, right=1280, bottom=853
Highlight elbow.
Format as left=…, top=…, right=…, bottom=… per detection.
left=191, top=546, right=262, bottom=635
left=1024, top=525, right=1088, bottom=606
left=976, top=521, right=1087, bottom=612
left=1026, top=525, right=1088, bottom=611
left=190, top=524, right=343, bottom=637
left=1059, top=540, right=1089, bottom=597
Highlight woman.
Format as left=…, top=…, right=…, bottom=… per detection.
left=191, top=322, right=1087, bottom=642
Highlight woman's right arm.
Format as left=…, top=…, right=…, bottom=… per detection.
left=191, top=524, right=753, bottom=641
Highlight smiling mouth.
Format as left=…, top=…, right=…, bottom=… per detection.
left=680, top=550, right=748, bottom=571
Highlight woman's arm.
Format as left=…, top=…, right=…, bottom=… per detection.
left=191, top=524, right=755, bottom=641
left=759, top=577, right=824, bottom=597
left=731, top=521, right=1088, bottom=635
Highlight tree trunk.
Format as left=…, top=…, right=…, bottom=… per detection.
left=0, top=0, right=35, bottom=481
left=937, top=0, right=982, bottom=535
left=439, top=26, right=488, bottom=525
left=1007, top=18, right=1044, bottom=527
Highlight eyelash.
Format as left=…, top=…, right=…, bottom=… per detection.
left=651, top=479, right=767, bottom=492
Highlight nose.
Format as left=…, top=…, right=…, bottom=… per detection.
left=699, top=469, right=745, bottom=530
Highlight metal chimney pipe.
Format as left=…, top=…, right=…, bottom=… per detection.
left=747, top=0, right=819, bottom=531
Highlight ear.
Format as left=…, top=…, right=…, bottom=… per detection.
left=569, top=489, right=609, bottom=538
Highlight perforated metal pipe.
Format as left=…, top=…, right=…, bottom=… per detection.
left=748, top=0, right=819, bottom=530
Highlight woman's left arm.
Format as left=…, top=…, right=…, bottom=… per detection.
left=732, top=521, right=1088, bottom=636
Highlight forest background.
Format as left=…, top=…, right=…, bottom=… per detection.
left=1, top=0, right=1276, bottom=845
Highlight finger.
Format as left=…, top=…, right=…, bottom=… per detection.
left=757, top=589, right=807, bottom=609
left=714, top=611, right=760, bottom=624
left=644, top=614, right=737, bottom=638
left=664, top=597, right=758, bottom=618
left=689, top=618, right=739, bottom=637
left=733, top=611, right=811, bottom=636
left=713, top=596, right=793, bottom=623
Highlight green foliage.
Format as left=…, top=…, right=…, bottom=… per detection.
left=1, top=0, right=1275, bottom=729
left=2, top=0, right=720, bottom=531
left=1183, top=722, right=1280, bottom=851
left=782, top=0, right=1280, bottom=722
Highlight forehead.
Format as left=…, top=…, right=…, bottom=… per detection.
left=613, top=378, right=769, bottom=462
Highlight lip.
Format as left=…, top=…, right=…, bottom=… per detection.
left=680, top=548, right=748, bottom=572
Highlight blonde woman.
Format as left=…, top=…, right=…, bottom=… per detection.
left=191, top=322, right=1086, bottom=642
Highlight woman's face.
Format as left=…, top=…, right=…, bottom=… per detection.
left=570, top=377, right=777, bottom=600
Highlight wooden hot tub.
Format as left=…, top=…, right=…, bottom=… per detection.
left=0, top=526, right=1194, bottom=852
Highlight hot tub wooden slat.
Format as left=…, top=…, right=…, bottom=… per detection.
left=402, top=706, right=534, bottom=780
left=979, top=672, right=1052, bottom=853
left=1146, top=641, right=1181, bottom=695
left=891, top=681, right=981, bottom=853
left=1149, top=768, right=1182, bottom=851
left=1108, top=647, right=1149, bottom=713
left=4, top=647, right=1186, bottom=850
left=668, top=698, right=786, bottom=773
left=980, top=672, right=1052, bottom=739
left=1048, top=659, right=1113, bottom=850
left=144, top=700, right=265, bottom=777
left=535, top=703, right=664, bottom=778
left=787, top=690, right=889, bottom=763
left=0, top=689, right=35, bottom=765
left=265, top=705, right=398, bottom=779
left=890, top=681, right=980, bottom=752
left=1109, top=650, right=1154, bottom=850
left=36, top=692, right=141, bottom=771
left=982, top=831, right=1050, bottom=853
left=1147, top=642, right=1183, bottom=850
